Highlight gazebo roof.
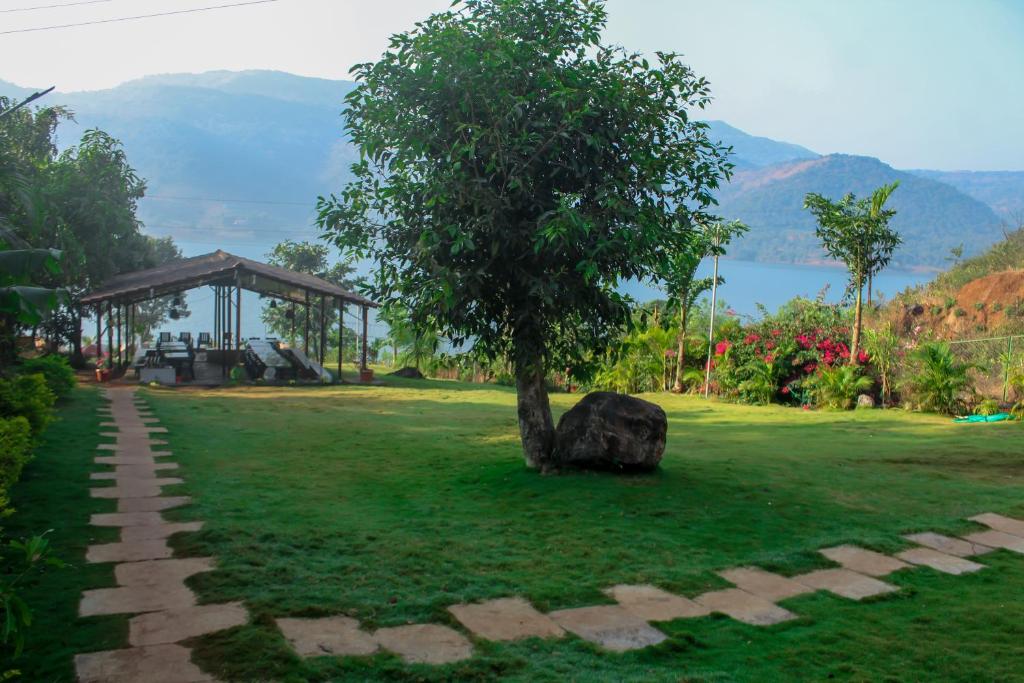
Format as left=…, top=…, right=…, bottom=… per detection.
left=80, top=249, right=377, bottom=308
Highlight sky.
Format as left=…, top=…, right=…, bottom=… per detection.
left=1, top=0, right=1022, bottom=170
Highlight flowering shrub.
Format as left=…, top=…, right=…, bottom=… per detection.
left=709, top=297, right=867, bottom=406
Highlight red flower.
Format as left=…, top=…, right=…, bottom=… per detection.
left=771, top=328, right=782, bottom=337
left=764, top=354, right=776, bottom=364
left=715, top=340, right=731, bottom=356
left=857, top=349, right=870, bottom=364
left=765, top=340, right=776, bottom=350
left=744, top=333, right=760, bottom=345
left=804, top=362, right=817, bottom=373
left=781, top=386, right=791, bottom=395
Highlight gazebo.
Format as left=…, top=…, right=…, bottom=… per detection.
left=80, top=250, right=378, bottom=383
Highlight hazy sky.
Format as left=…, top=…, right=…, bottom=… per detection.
left=1, top=0, right=1021, bottom=170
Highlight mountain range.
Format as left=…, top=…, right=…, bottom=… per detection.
left=2, top=70, right=1021, bottom=269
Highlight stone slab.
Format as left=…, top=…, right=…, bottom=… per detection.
left=130, top=602, right=248, bottom=646
left=819, top=545, right=909, bottom=577
left=795, top=569, right=898, bottom=600
left=603, top=584, right=709, bottom=621
left=86, top=539, right=172, bottom=563
left=74, top=644, right=214, bottom=683
left=718, top=567, right=812, bottom=602
left=277, top=616, right=379, bottom=657
left=121, top=521, right=204, bottom=542
left=118, top=496, right=191, bottom=513
left=373, top=624, right=473, bottom=664
left=80, top=585, right=196, bottom=616
left=969, top=513, right=1024, bottom=538
left=962, top=530, right=1024, bottom=554
left=92, top=485, right=163, bottom=500
left=91, top=511, right=166, bottom=527
left=115, top=557, right=216, bottom=587
left=95, top=456, right=160, bottom=466
left=895, top=547, right=985, bottom=575
left=694, top=588, right=796, bottom=626
left=548, top=605, right=666, bottom=652
left=448, top=597, right=564, bottom=641
left=903, top=532, right=994, bottom=558
left=91, top=469, right=171, bottom=480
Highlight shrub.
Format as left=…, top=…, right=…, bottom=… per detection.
left=0, top=416, right=32, bottom=518
left=737, top=358, right=780, bottom=406
left=16, top=355, right=76, bottom=399
left=0, top=374, right=56, bottom=437
left=905, top=342, right=976, bottom=415
left=944, top=297, right=956, bottom=310
left=993, top=302, right=1004, bottom=312
left=954, top=308, right=967, bottom=318
left=929, top=305, right=943, bottom=316
left=974, top=398, right=1000, bottom=416
left=807, top=365, right=873, bottom=410
left=974, top=302, right=985, bottom=311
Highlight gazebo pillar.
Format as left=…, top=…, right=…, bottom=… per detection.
left=95, top=303, right=102, bottom=366
left=360, top=304, right=369, bottom=372
left=337, top=297, right=343, bottom=382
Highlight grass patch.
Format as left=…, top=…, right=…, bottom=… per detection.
left=2, top=387, right=125, bottom=681
left=129, top=378, right=1024, bottom=681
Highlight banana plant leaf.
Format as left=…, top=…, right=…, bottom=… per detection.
left=0, top=285, right=69, bottom=325
left=0, top=248, right=62, bottom=284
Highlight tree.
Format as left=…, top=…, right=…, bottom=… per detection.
left=260, top=240, right=357, bottom=358
left=318, top=0, right=730, bottom=469
left=662, top=220, right=746, bottom=392
left=804, top=183, right=900, bottom=366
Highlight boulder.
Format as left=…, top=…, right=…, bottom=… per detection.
left=856, top=394, right=876, bottom=409
left=390, top=367, right=425, bottom=379
left=552, top=392, right=667, bottom=471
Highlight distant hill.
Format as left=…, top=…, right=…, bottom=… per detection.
left=705, top=120, right=819, bottom=169
left=716, top=155, right=1005, bottom=269
left=0, top=70, right=1014, bottom=268
left=908, top=170, right=1024, bottom=220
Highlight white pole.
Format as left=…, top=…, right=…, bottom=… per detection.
left=704, top=231, right=721, bottom=398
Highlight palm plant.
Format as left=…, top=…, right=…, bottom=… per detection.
left=863, top=324, right=901, bottom=407
left=738, top=357, right=780, bottom=406
left=906, top=341, right=977, bottom=415
left=807, top=365, right=874, bottom=410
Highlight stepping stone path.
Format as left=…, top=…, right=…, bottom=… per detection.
left=274, top=509, right=1024, bottom=665
left=75, top=388, right=247, bottom=683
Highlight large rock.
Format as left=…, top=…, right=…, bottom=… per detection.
left=552, top=392, right=667, bottom=471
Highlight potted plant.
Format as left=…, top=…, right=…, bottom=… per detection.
left=359, top=367, right=375, bottom=383
left=95, top=357, right=111, bottom=382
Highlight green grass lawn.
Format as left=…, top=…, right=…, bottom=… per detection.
left=7, top=379, right=1024, bottom=681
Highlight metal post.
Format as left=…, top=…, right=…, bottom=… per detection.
left=106, top=303, right=114, bottom=370
left=703, top=233, right=721, bottom=398
left=342, top=296, right=350, bottom=382
left=303, top=290, right=310, bottom=356
left=319, top=295, right=327, bottom=366
left=235, top=285, right=242, bottom=352
left=1005, top=336, right=1013, bottom=403
left=116, top=304, right=122, bottom=368
left=361, top=305, right=369, bottom=372
left=96, top=304, right=102, bottom=366
left=214, top=286, right=220, bottom=349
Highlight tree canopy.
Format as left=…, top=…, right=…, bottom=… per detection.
left=318, top=0, right=731, bottom=468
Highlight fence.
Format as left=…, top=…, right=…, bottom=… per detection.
left=948, top=334, right=1024, bottom=402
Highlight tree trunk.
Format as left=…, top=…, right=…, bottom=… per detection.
left=671, top=305, right=688, bottom=393
left=71, top=305, right=86, bottom=368
left=850, top=283, right=863, bottom=366
left=515, top=365, right=555, bottom=470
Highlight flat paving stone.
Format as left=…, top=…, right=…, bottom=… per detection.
left=895, top=547, right=986, bottom=575
left=962, top=530, right=1024, bottom=554
left=449, top=597, right=564, bottom=641
left=121, top=521, right=204, bottom=542
left=548, top=605, right=666, bottom=652
left=118, top=496, right=191, bottom=513
left=795, top=569, right=898, bottom=600
left=91, top=469, right=168, bottom=480
left=819, top=545, right=909, bottom=577
left=694, top=588, right=796, bottom=626
left=80, top=585, right=196, bottom=616
left=130, top=602, right=248, bottom=646
left=95, top=455, right=161, bottom=466
left=115, top=557, right=216, bottom=587
left=903, top=532, right=994, bottom=558
left=74, top=644, right=214, bottom=683
left=86, top=539, right=172, bottom=563
left=90, top=477, right=183, bottom=499
left=604, top=584, right=709, bottom=621
left=969, top=513, right=1024, bottom=538
left=718, top=567, right=812, bottom=602
left=373, top=624, right=473, bottom=664
left=277, top=616, right=379, bottom=657
left=91, top=511, right=166, bottom=527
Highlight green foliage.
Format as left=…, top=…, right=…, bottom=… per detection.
left=260, top=240, right=358, bottom=358
left=1, top=532, right=65, bottom=660
left=0, top=417, right=31, bottom=519
left=737, top=356, right=782, bottom=405
left=933, top=221, right=1024, bottom=293
left=863, top=324, right=902, bottom=407
left=0, top=374, right=55, bottom=438
left=591, top=324, right=671, bottom=394
left=807, top=365, right=874, bottom=410
left=15, top=356, right=75, bottom=399
left=317, top=0, right=730, bottom=463
left=905, top=342, right=976, bottom=415
left=974, top=398, right=1000, bottom=417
